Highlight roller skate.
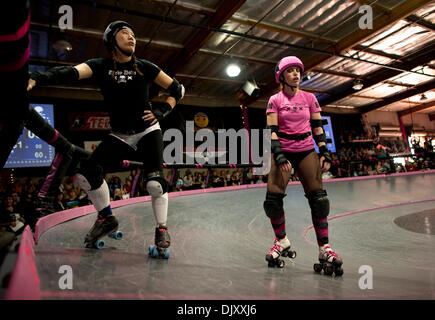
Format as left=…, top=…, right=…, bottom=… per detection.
left=313, top=244, right=343, bottom=276
left=148, top=225, right=170, bottom=259
left=84, top=215, right=123, bottom=249
left=265, top=236, right=297, bottom=268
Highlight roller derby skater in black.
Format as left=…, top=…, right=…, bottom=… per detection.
left=264, top=56, right=343, bottom=275
left=28, top=20, right=184, bottom=252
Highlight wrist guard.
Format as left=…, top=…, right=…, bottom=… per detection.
left=319, top=145, right=332, bottom=165
left=168, top=78, right=185, bottom=103
left=271, top=140, right=288, bottom=166
left=152, top=102, right=173, bottom=121
left=313, top=132, right=327, bottom=145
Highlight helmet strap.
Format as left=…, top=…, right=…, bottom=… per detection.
left=114, top=40, right=133, bottom=57
left=282, top=80, right=297, bottom=92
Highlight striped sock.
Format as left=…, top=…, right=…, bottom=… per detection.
left=271, top=214, right=286, bottom=239
left=312, top=217, right=328, bottom=246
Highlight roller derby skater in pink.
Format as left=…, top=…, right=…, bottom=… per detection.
left=263, top=56, right=343, bottom=276
left=28, top=21, right=184, bottom=254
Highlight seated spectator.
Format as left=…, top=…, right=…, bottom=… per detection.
left=245, top=169, right=254, bottom=184
left=123, top=178, right=132, bottom=195
left=1, top=195, right=25, bottom=235
left=219, top=170, right=227, bottom=187
left=66, top=190, right=79, bottom=208
left=192, top=172, right=203, bottom=189
left=113, top=188, right=123, bottom=201
left=175, top=178, right=184, bottom=192
left=19, top=192, right=38, bottom=229
left=211, top=170, right=224, bottom=188
left=122, top=188, right=130, bottom=200
left=109, top=176, right=122, bottom=196
left=405, top=160, right=414, bottom=172
left=230, top=172, right=240, bottom=186
left=183, top=171, right=193, bottom=190
left=255, top=175, right=265, bottom=184
left=53, top=191, right=67, bottom=212
left=11, top=192, right=20, bottom=207
left=63, top=176, right=75, bottom=194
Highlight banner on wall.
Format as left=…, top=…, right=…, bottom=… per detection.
left=69, top=112, right=111, bottom=131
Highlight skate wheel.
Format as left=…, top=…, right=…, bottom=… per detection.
left=324, top=265, right=334, bottom=276
left=289, top=250, right=297, bottom=259
left=95, top=239, right=105, bottom=250
left=148, top=245, right=156, bottom=257
left=334, top=267, right=344, bottom=276
left=313, top=263, right=322, bottom=273
left=109, top=230, right=123, bottom=240
left=152, top=247, right=159, bottom=258
left=163, top=249, right=170, bottom=259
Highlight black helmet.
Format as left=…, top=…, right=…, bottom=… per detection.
left=103, top=21, right=134, bottom=53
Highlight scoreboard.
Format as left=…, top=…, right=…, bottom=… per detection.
left=4, top=104, right=55, bottom=168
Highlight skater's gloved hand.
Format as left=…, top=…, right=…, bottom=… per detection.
left=319, top=145, right=332, bottom=171
left=271, top=140, right=292, bottom=172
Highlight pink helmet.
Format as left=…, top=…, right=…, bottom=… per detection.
left=275, top=56, right=304, bottom=83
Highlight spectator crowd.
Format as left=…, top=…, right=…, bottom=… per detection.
left=1, top=132, right=434, bottom=238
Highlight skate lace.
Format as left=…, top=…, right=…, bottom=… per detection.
left=269, top=238, right=282, bottom=254
left=269, top=244, right=281, bottom=255
left=324, top=246, right=338, bottom=258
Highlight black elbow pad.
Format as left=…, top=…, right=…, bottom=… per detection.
left=310, top=119, right=323, bottom=129
left=168, top=78, right=185, bottom=103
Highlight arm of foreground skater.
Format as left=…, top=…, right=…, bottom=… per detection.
left=311, top=112, right=331, bottom=172
left=267, top=113, right=292, bottom=172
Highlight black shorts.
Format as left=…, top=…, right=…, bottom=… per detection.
left=87, top=129, right=163, bottom=175
left=283, top=148, right=315, bottom=171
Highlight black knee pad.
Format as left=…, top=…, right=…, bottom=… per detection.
left=146, top=171, right=168, bottom=196
left=305, top=189, right=329, bottom=219
left=263, top=192, right=286, bottom=220
left=76, top=162, right=104, bottom=190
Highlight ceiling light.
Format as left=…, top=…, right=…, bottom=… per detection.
left=226, top=64, right=241, bottom=77
left=353, top=79, right=363, bottom=90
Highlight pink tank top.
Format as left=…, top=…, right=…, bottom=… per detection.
left=266, top=90, right=322, bottom=152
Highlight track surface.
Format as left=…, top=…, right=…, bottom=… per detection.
left=35, top=173, right=435, bottom=299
